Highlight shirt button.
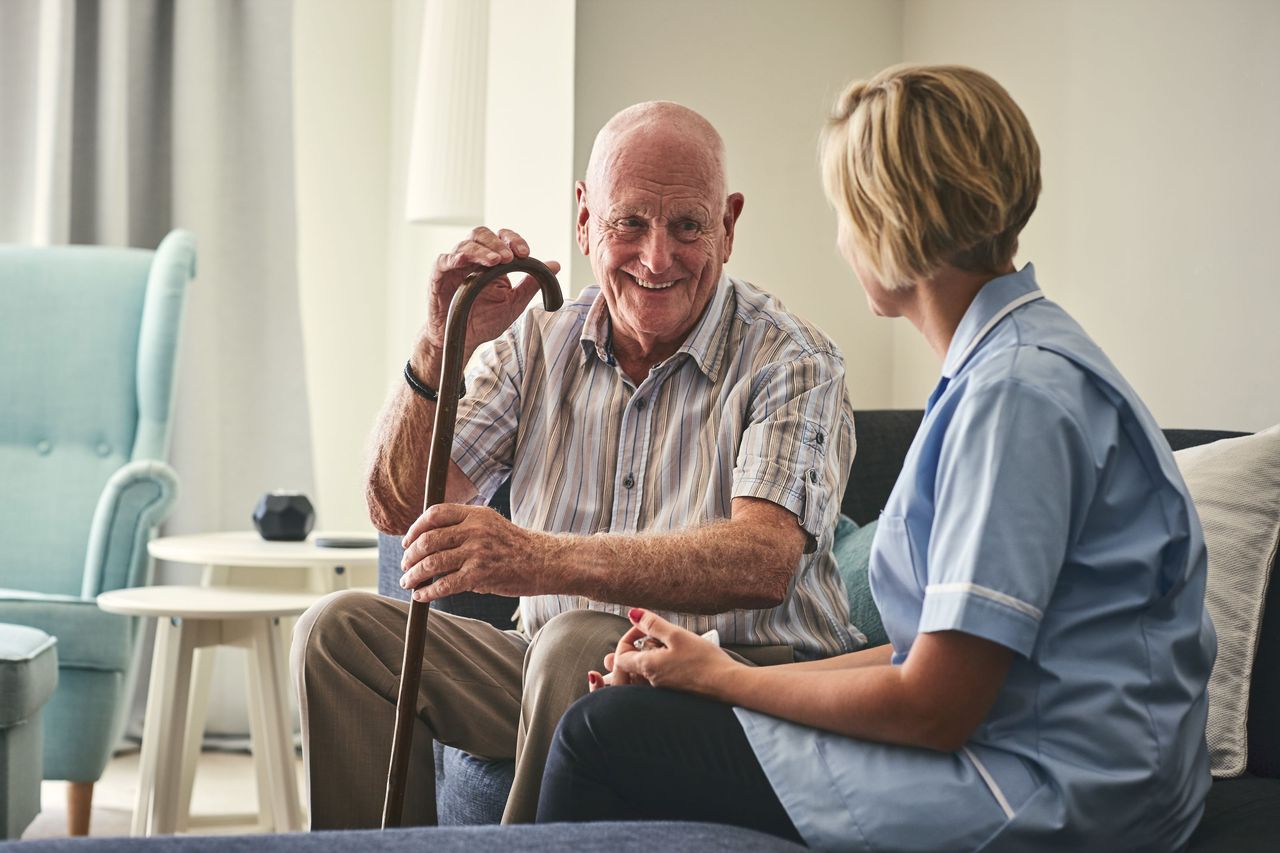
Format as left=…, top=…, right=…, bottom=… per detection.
left=622, top=474, right=635, bottom=489
left=635, top=398, right=646, bottom=411
left=815, top=431, right=824, bottom=446
left=808, top=470, right=819, bottom=483
left=36, top=440, right=52, bottom=455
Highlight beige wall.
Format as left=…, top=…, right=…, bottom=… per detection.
left=901, top=0, right=1280, bottom=430
left=573, top=0, right=903, bottom=408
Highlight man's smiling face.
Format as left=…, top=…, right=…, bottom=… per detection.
left=576, top=107, right=743, bottom=364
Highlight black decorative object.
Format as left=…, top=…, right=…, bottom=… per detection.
left=252, top=491, right=315, bottom=541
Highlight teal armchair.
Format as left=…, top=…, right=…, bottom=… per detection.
left=0, top=231, right=195, bottom=834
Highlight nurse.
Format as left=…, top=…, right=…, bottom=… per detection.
left=535, top=64, right=1216, bottom=851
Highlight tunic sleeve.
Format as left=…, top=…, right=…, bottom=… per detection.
left=918, top=377, right=1096, bottom=656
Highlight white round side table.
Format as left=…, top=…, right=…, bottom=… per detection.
left=148, top=530, right=378, bottom=591
left=99, top=586, right=318, bottom=837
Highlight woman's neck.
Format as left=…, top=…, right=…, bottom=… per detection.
left=902, top=264, right=1014, bottom=362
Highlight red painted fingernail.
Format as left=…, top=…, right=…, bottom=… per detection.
left=628, top=608, right=643, bottom=622
left=588, top=673, right=600, bottom=685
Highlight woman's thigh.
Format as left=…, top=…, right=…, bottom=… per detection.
left=537, top=685, right=802, bottom=843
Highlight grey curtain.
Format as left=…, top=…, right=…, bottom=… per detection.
left=0, top=0, right=314, bottom=738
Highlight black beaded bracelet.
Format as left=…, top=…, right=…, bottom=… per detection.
left=404, top=361, right=464, bottom=402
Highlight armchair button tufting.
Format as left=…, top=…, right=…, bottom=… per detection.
left=96, top=443, right=112, bottom=457
left=36, top=440, right=52, bottom=455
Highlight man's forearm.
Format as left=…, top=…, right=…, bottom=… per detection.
left=366, top=345, right=477, bottom=534
left=541, top=502, right=802, bottom=613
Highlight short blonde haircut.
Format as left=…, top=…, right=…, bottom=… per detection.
left=821, top=64, right=1041, bottom=290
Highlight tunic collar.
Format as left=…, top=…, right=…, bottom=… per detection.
left=941, top=263, right=1045, bottom=379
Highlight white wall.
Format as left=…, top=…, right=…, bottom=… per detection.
left=293, top=0, right=394, bottom=530
left=901, top=0, right=1280, bottom=430
left=485, top=0, right=578, bottom=293
left=573, top=0, right=903, bottom=408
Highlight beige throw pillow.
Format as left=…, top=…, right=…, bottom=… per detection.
left=1175, top=425, right=1280, bottom=777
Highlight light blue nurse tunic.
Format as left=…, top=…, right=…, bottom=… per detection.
left=735, top=264, right=1215, bottom=852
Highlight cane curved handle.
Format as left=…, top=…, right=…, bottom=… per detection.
left=383, top=256, right=563, bottom=829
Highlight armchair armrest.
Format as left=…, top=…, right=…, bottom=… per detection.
left=80, top=460, right=179, bottom=597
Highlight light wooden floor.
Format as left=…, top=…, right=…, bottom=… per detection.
left=22, top=748, right=305, bottom=840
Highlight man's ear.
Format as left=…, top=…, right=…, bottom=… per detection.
left=722, top=192, right=745, bottom=262
left=575, top=181, right=591, bottom=256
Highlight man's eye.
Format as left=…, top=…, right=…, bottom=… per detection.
left=674, top=221, right=704, bottom=241
left=618, top=218, right=644, bottom=230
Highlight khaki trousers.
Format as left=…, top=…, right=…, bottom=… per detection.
left=291, top=590, right=791, bottom=828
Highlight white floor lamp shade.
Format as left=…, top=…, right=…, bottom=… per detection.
left=405, top=0, right=490, bottom=225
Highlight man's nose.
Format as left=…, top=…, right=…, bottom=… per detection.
left=638, top=226, right=674, bottom=277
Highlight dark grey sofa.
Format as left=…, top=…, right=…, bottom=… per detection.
left=378, top=409, right=1280, bottom=851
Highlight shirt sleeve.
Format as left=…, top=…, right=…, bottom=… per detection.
left=918, top=377, right=1097, bottom=657
left=732, top=351, right=855, bottom=543
left=450, top=321, right=525, bottom=506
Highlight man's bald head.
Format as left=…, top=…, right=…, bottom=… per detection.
left=584, top=101, right=728, bottom=204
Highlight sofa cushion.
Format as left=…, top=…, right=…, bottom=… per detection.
left=1174, top=425, right=1280, bottom=777
left=1, top=822, right=808, bottom=852
left=831, top=516, right=888, bottom=648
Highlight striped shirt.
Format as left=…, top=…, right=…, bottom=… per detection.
left=452, top=274, right=860, bottom=659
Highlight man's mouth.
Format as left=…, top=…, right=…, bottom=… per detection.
left=630, top=274, right=678, bottom=291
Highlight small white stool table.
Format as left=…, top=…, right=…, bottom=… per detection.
left=145, top=531, right=378, bottom=831
left=98, top=585, right=319, bottom=836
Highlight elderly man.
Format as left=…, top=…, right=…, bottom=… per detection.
left=292, top=101, right=858, bottom=828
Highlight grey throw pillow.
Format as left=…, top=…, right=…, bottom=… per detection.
left=1175, top=425, right=1280, bottom=777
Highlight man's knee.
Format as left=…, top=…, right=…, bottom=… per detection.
left=291, top=589, right=385, bottom=675
left=525, top=610, right=627, bottom=673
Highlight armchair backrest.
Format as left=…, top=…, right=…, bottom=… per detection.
left=0, top=231, right=194, bottom=596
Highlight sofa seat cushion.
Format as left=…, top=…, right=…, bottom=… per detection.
left=437, top=744, right=515, bottom=826
left=0, top=594, right=132, bottom=671
left=0, top=623, right=58, bottom=727
left=1, top=822, right=808, bottom=852
left=1187, top=777, right=1280, bottom=852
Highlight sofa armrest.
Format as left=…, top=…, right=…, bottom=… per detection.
left=80, top=460, right=179, bottom=597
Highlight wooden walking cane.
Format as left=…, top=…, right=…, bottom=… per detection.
left=382, top=257, right=563, bottom=828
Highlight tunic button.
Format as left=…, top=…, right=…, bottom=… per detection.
left=36, top=440, right=52, bottom=455
left=96, top=443, right=112, bottom=457
left=622, top=474, right=635, bottom=489
left=635, top=398, right=646, bottom=411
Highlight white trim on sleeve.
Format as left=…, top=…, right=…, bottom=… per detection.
left=926, top=582, right=1043, bottom=621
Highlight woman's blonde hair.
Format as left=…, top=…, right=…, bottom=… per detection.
left=821, top=64, right=1041, bottom=290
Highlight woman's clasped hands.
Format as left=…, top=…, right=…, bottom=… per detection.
left=588, top=608, right=744, bottom=697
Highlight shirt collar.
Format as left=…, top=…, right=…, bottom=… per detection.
left=941, top=263, right=1045, bottom=379
left=579, top=274, right=734, bottom=382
